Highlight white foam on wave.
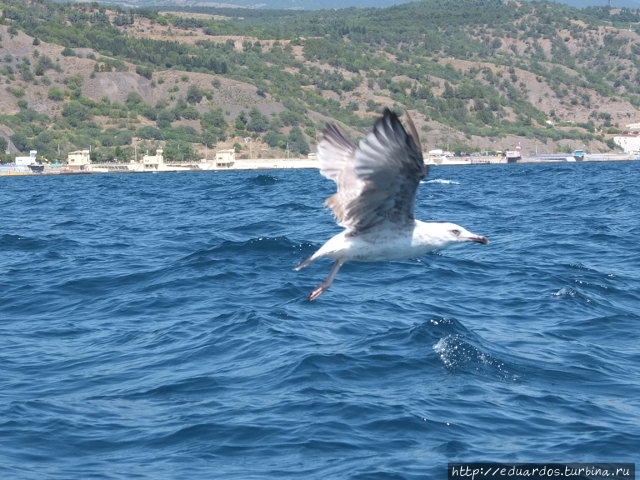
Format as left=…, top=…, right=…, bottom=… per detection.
left=552, top=287, right=592, bottom=303
left=433, top=337, right=455, bottom=367
left=552, top=287, right=575, bottom=297
left=433, top=335, right=518, bottom=381
left=422, top=179, right=460, bottom=185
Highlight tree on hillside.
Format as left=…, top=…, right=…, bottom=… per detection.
left=33, top=130, right=58, bottom=155
left=247, top=108, right=268, bottom=133
left=156, top=110, right=175, bottom=129
left=48, top=86, right=65, bottom=101
left=287, top=127, right=309, bottom=155
left=264, top=130, right=286, bottom=149
left=125, top=92, right=145, bottom=108
left=235, top=111, right=248, bottom=131
left=135, top=65, right=153, bottom=80
left=62, top=101, right=91, bottom=127
left=164, top=140, right=197, bottom=162
left=10, top=133, right=29, bottom=152
left=138, top=126, right=163, bottom=140
left=186, top=85, right=205, bottom=104
left=200, top=109, right=228, bottom=146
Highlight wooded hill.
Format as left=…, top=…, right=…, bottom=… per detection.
left=96, top=0, right=640, bottom=11
left=0, top=0, right=639, bottom=162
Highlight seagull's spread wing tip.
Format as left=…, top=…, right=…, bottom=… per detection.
left=316, top=108, right=427, bottom=234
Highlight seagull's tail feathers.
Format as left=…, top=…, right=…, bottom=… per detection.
left=294, top=252, right=321, bottom=271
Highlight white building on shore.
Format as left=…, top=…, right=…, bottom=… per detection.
left=67, top=150, right=91, bottom=166
left=15, top=150, right=38, bottom=166
left=142, top=149, right=164, bottom=170
left=214, top=149, right=235, bottom=168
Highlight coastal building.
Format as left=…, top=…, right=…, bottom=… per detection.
left=613, top=134, right=640, bottom=153
left=426, top=149, right=457, bottom=164
left=142, top=149, right=164, bottom=170
left=67, top=150, right=90, bottom=166
left=215, top=149, right=235, bottom=168
left=505, top=144, right=522, bottom=163
left=427, top=149, right=445, bottom=164
left=15, top=150, right=37, bottom=166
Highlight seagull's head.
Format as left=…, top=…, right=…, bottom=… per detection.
left=441, top=222, right=489, bottom=246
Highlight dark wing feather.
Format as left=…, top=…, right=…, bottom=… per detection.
left=317, top=109, right=428, bottom=234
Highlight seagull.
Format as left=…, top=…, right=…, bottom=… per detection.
left=296, top=108, right=489, bottom=301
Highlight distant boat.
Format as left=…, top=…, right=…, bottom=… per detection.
left=573, top=150, right=586, bottom=161
left=28, top=164, right=45, bottom=173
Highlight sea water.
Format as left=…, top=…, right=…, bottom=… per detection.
left=1, top=162, right=639, bottom=479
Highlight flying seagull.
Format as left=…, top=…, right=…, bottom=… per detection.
left=296, top=108, right=489, bottom=301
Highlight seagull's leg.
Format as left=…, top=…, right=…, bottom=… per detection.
left=294, top=253, right=318, bottom=271
left=308, top=259, right=345, bottom=301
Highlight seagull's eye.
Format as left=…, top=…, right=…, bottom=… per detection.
left=451, top=229, right=461, bottom=236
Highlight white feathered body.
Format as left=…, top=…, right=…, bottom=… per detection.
left=313, top=220, right=455, bottom=263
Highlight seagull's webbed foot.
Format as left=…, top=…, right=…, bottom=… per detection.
left=306, top=259, right=345, bottom=302
left=308, top=284, right=329, bottom=301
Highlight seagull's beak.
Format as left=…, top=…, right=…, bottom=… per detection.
left=466, top=234, right=489, bottom=245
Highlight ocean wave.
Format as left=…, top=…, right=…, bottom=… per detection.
left=433, top=334, right=518, bottom=381
left=551, top=287, right=593, bottom=303
left=179, top=237, right=312, bottom=265
left=423, top=178, right=460, bottom=184
left=1, top=164, right=639, bottom=477
left=247, top=174, right=281, bottom=186
left=274, top=201, right=317, bottom=212
left=0, top=234, right=49, bottom=251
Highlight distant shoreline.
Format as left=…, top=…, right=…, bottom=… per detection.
left=1, top=155, right=637, bottom=177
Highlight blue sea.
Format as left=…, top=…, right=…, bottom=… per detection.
left=1, top=162, right=639, bottom=479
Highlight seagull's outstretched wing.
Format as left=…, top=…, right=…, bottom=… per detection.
left=317, top=108, right=428, bottom=235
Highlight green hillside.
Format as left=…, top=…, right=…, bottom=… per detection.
left=89, top=0, right=640, bottom=11
left=0, top=0, right=639, bottom=162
